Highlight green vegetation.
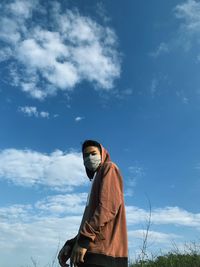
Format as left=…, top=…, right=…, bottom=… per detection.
left=130, top=253, right=200, bottom=267
left=129, top=243, right=200, bottom=267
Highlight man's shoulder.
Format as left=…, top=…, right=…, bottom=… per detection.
left=103, top=160, right=118, bottom=167
left=101, top=161, right=120, bottom=173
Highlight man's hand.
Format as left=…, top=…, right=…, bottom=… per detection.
left=70, top=243, right=87, bottom=267
left=58, top=245, right=71, bottom=267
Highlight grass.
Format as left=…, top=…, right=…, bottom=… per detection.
left=129, top=242, right=200, bottom=267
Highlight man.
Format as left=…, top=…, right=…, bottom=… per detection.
left=58, top=140, right=128, bottom=267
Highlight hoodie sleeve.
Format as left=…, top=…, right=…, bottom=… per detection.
left=77, top=162, right=123, bottom=248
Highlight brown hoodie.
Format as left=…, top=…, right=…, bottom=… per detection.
left=66, top=144, right=128, bottom=267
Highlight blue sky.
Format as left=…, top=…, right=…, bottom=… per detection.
left=1, top=0, right=200, bottom=266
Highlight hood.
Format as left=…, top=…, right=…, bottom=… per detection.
left=85, top=144, right=111, bottom=180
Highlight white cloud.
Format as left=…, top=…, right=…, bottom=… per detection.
left=0, top=204, right=32, bottom=223
left=18, top=106, right=49, bottom=118
left=0, top=192, right=87, bottom=267
left=0, top=197, right=199, bottom=267
left=0, top=17, right=21, bottom=44
left=0, top=149, right=86, bottom=190
left=7, top=0, right=39, bottom=19
left=174, top=0, right=200, bottom=52
left=18, top=106, right=38, bottom=117
left=35, top=193, right=87, bottom=215
left=128, top=230, right=180, bottom=244
left=0, top=208, right=82, bottom=267
left=75, top=116, right=84, bottom=122
left=0, top=0, right=120, bottom=99
left=40, top=111, right=49, bottom=118
left=175, top=0, right=200, bottom=33
left=0, top=193, right=87, bottom=221
left=126, top=206, right=200, bottom=228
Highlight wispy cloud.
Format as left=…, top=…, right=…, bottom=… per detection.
left=150, top=42, right=169, bottom=58
left=150, top=78, right=159, bottom=97
left=112, top=88, right=133, bottom=100
left=125, top=164, right=145, bottom=197
left=18, top=106, right=49, bottom=118
left=176, top=91, right=189, bottom=104
left=128, top=165, right=145, bottom=178
left=96, top=2, right=111, bottom=23
left=0, top=149, right=86, bottom=190
left=151, top=0, right=200, bottom=57
left=0, top=0, right=120, bottom=100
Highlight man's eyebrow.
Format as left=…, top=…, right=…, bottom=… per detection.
left=84, top=150, right=97, bottom=155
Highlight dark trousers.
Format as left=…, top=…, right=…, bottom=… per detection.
left=78, top=264, right=103, bottom=267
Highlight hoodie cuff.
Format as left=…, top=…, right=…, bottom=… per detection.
left=64, top=235, right=77, bottom=248
left=77, top=234, right=91, bottom=249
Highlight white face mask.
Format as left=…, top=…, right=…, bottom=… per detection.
left=84, top=154, right=101, bottom=172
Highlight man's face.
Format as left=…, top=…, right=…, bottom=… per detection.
left=83, top=146, right=101, bottom=160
